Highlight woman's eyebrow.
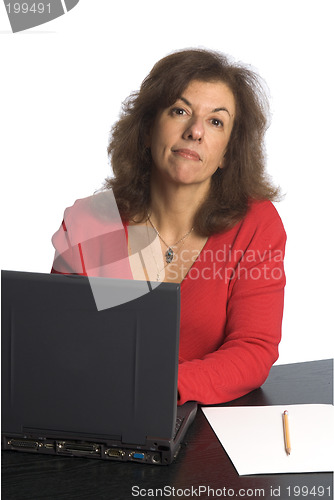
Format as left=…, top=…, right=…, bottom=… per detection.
left=179, top=96, right=231, bottom=117
left=212, top=106, right=231, bottom=117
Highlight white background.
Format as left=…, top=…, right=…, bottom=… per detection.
left=1, top=0, right=333, bottom=366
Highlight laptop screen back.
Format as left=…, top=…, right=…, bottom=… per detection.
left=1, top=271, right=180, bottom=446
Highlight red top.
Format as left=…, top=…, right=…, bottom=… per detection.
left=51, top=192, right=286, bottom=405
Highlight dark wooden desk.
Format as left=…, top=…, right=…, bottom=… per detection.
left=2, top=359, right=333, bottom=500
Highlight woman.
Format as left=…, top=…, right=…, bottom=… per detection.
left=51, top=49, right=286, bottom=405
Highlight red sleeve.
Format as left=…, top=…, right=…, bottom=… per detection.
left=177, top=203, right=286, bottom=405
left=51, top=220, right=87, bottom=276
left=50, top=194, right=132, bottom=279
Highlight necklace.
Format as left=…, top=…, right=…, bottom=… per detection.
left=147, top=214, right=194, bottom=265
left=145, top=220, right=187, bottom=281
left=146, top=223, right=169, bottom=281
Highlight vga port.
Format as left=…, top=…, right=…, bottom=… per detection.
left=130, top=451, right=146, bottom=461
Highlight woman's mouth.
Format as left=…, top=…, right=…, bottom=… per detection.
left=172, top=149, right=201, bottom=161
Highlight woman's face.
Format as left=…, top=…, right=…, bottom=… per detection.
left=148, top=79, right=235, bottom=191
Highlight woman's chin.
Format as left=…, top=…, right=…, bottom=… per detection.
left=168, top=166, right=207, bottom=187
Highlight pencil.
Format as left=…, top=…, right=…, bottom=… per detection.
left=283, top=410, right=291, bottom=455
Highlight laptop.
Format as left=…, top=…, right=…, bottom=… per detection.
left=1, top=270, right=197, bottom=465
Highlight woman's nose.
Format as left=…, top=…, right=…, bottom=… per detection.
left=182, top=117, right=204, bottom=142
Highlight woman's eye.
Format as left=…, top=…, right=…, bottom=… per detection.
left=171, top=107, right=186, bottom=116
left=211, top=118, right=224, bottom=127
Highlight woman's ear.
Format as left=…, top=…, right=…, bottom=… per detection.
left=217, top=152, right=227, bottom=169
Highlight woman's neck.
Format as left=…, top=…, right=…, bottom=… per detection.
left=148, top=177, right=209, bottom=242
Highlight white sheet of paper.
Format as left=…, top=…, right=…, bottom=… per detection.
left=202, top=404, right=334, bottom=475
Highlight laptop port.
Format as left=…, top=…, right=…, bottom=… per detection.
left=105, top=448, right=125, bottom=459
left=43, top=442, right=55, bottom=450
left=130, top=451, right=146, bottom=461
left=151, top=453, right=161, bottom=464
left=56, top=441, right=101, bottom=456
left=8, top=439, right=41, bottom=450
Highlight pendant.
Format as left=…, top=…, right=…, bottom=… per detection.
left=165, top=247, right=174, bottom=264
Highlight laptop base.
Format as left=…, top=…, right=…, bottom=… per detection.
left=2, top=402, right=197, bottom=465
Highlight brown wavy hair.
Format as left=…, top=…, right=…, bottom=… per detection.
left=105, top=48, right=280, bottom=236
